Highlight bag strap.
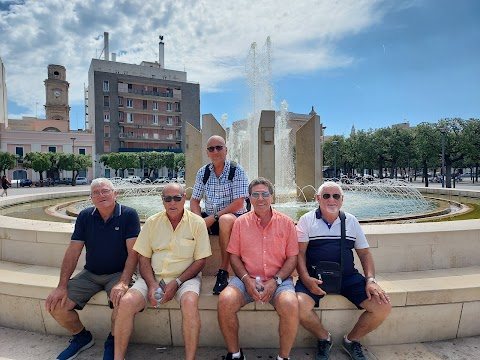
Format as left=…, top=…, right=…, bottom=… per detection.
left=203, top=161, right=237, bottom=185
left=339, top=210, right=346, bottom=273
left=202, top=164, right=210, bottom=185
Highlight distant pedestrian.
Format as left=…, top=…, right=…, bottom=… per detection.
left=1, top=175, right=11, bottom=196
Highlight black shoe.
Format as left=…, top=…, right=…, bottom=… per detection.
left=103, top=333, right=114, bottom=360
left=342, top=337, right=367, bottom=360
left=315, top=338, right=332, bottom=360
left=223, top=349, right=246, bottom=360
left=213, top=269, right=229, bottom=295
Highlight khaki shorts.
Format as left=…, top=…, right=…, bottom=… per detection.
left=130, top=273, right=202, bottom=308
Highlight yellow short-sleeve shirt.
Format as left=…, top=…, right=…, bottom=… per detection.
left=133, top=209, right=212, bottom=283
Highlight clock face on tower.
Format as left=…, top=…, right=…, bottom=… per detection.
left=53, top=90, right=61, bottom=97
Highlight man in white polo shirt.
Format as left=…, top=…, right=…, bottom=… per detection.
left=295, top=181, right=391, bottom=360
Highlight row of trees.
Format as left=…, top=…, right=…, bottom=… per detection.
left=322, top=118, right=480, bottom=188
left=0, top=151, right=92, bottom=185
left=99, top=151, right=185, bottom=178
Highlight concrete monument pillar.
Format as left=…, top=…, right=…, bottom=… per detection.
left=296, top=112, right=324, bottom=200
left=258, top=110, right=275, bottom=185
left=185, top=122, right=202, bottom=197
left=201, top=114, right=226, bottom=165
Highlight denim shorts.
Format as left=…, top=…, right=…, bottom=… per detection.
left=295, top=272, right=368, bottom=309
left=229, top=276, right=295, bottom=306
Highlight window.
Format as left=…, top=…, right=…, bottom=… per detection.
left=104, top=125, right=110, bottom=138
left=153, top=101, right=158, bottom=110
left=118, top=97, right=123, bottom=107
left=15, top=147, right=23, bottom=163
left=103, top=95, right=110, bottom=107
left=104, top=111, right=110, bottom=122
left=127, top=113, right=133, bottom=123
left=48, top=146, right=56, bottom=153
left=153, top=133, right=159, bottom=139
left=166, top=102, right=172, bottom=111
left=103, top=80, right=109, bottom=92
left=126, top=98, right=133, bottom=108
left=104, top=140, right=110, bottom=153
left=128, top=83, right=133, bottom=90
left=153, top=87, right=157, bottom=92
left=118, top=111, right=124, bottom=121
left=105, top=168, right=111, bottom=178
left=143, top=133, right=149, bottom=139
left=175, top=102, right=180, bottom=111
left=167, top=116, right=173, bottom=125
left=153, top=115, right=159, bottom=124
left=143, top=100, right=148, bottom=110
left=167, top=133, right=173, bottom=140
left=175, top=116, right=180, bottom=125
left=79, top=148, right=86, bottom=155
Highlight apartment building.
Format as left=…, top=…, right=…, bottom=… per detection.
left=87, top=35, right=200, bottom=177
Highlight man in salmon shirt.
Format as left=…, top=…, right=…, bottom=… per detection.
left=217, top=177, right=299, bottom=360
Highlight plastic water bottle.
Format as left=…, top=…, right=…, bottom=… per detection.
left=154, top=288, right=163, bottom=308
left=255, top=276, right=264, bottom=304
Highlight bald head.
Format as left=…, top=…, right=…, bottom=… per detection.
left=162, top=182, right=184, bottom=196
left=206, top=135, right=226, bottom=147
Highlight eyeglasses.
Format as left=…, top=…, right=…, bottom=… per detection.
left=91, top=189, right=113, bottom=197
left=207, top=145, right=224, bottom=152
left=163, top=195, right=184, bottom=202
left=250, top=191, right=271, bottom=199
left=321, top=193, right=341, bottom=200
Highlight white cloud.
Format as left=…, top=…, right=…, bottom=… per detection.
left=0, top=0, right=394, bottom=117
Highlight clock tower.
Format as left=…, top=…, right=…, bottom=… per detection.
left=44, top=64, right=70, bottom=123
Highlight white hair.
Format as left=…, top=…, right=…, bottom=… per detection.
left=317, top=181, right=344, bottom=196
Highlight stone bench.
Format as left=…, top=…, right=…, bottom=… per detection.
left=1, top=260, right=479, bottom=348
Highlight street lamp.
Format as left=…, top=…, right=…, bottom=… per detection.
left=71, top=138, right=76, bottom=185
left=440, top=128, right=446, bottom=188
left=332, top=140, right=338, bottom=181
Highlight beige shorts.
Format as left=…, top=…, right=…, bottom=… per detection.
left=130, top=273, right=202, bottom=307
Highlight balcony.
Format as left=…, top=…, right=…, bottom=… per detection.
left=117, top=86, right=181, bottom=100
left=118, top=133, right=182, bottom=142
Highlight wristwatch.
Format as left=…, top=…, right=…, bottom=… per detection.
left=366, top=277, right=377, bottom=284
left=273, top=276, right=282, bottom=286
left=213, top=213, right=219, bottom=221
left=175, top=278, right=183, bottom=287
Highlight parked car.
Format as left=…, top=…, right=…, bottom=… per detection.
left=124, top=175, right=141, bottom=184
left=75, top=177, right=88, bottom=185
left=20, top=179, right=33, bottom=187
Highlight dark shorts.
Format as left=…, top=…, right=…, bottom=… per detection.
left=295, top=272, right=368, bottom=309
left=201, top=211, right=243, bottom=235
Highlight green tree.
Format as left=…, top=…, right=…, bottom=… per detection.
left=174, top=153, right=185, bottom=175
left=0, top=152, right=17, bottom=175
left=23, top=152, right=51, bottom=183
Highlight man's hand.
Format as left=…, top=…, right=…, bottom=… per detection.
left=147, top=285, right=160, bottom=307
left=366, top=282, right=390, bottom=304
left=45, top=287, right=68, bottom=312
left=204, top=214, right=216, bottom=228
left=159, top=280, right=178, bottom=304
left=303, top=275, right=327, bottom=296
left=244, top=277, right=262, bottom=302
left=109, top=281, right=129, bottom=307
left=258, top=279, right=278, bottom=304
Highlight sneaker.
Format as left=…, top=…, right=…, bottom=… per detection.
left=223, top=349, right=246, bottom=360
left=213, top=269, right=229, bottom=295
left=103, top=333, right=114, bottom=360
left=342, top=337, right=367, bottom=360
left=56, top=330, right=94, bottom=360
left=315, top=338, right=332, bottom=360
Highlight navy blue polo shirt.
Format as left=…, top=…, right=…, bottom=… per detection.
left=72, top=203, right=141, bottom=275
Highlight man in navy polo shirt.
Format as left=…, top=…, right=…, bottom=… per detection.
left=295, top=182, right=391, bottom=360
left=45, top=178, right=141, bottom=360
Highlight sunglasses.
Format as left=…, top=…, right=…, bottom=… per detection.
left=321, top=193, right=341, bottom=200
left=250, top=191, right=271, bottom=199
left=91, top=189, right=113, bottom=197
left=163, top=195, right=183, bottom=202
left=207, top=145, right=224, bottom=152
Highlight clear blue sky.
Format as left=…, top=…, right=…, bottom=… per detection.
left=2, top=0, right=479, bottom=136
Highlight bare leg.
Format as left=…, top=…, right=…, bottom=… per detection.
left=180, top=291, right=200, bottom=360
left=218, top=214, right=236, bottom=270
left=297, top=293, right=330, bottom=339
left=49, top=298, right=85, bottom=334
left=218, top=286, right=245, bottom=353
left=347, top=298, right=391, bottom=340
left=113, top=290, right=146, bottom=360
left=275, top=291, right=299, bottom=358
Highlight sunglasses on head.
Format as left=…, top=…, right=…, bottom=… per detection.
left=250, top=191, right=271, bottom=199
left=321, top=193, right=341, bottom=200
left=163, top=195, right=183, bottom=202
left=207, top=145, right=224, bottom=152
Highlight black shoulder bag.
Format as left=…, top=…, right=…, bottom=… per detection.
left=309, top=210, right=346, bottom=294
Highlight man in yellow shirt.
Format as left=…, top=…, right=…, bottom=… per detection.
left=113, top=183, right=212, bottom=360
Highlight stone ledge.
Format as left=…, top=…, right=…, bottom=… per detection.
left=1, top=260, right=480, bottom=347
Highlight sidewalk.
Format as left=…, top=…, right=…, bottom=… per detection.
left=0, top=326, right=479, bottom=360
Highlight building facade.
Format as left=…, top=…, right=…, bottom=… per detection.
left=0, top=64, right=94, bottom=182
left=88, top=55, right=200, bottom=178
